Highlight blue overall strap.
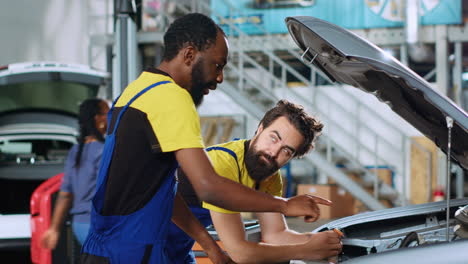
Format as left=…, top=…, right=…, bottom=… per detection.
left=104, top=81, right=170, bottom=135
left=85, top=79, right=177, bottom=264
left=95, top=80, right=171, bottom=191
left=206, top=145, right=241, bottom=184
left=110, top=80, right=171, bottom=135
left=104, top=88, right=123, bottom=135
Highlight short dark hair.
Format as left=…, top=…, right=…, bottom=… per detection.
left=259, top=100, right=323, bottom=158
left=162, top=13, right=225, bottom=61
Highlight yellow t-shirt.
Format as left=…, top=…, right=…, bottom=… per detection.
left=202, top=139, right=283, bottom=214
left=115, top=71, right=204, bottom=152
left=102, top=70, right=205, bottom=215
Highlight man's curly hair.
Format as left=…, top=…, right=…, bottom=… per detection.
left=162, top=13, right=225, bottom=61
left=258, top=100, right=323, bottom=158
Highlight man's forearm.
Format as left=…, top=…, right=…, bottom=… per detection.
left=224, top=239, right=311, bottom=263
left=176, top=148, right=323, bottom=219
left=50, top=191, right=73, bottom=231
left=176, top=148, right=287, bottom=213
left=211, top=211, right=341, bottom=263
left=197, top=174, right=287, bottom=213
left=211, top=212, right=310, bottom=263
left=171, top=192, right=213, bottom=242
left=171, top=192, right=228, bottom=263
left=257, top=212, right=314, bottom=245
left=264, top=230, right=313, bottom=245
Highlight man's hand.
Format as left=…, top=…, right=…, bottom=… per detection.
left=205, top=247, right=236, bottom=264
left=301, top=230, right=342, bottom=261
left=172, top=192, right=235, bottom=263
left=40, top=228, right=60, bottom=249
left=282, top=195, right=332, bottom=222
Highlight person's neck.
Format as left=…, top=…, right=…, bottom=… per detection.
left=157, top=61, right=188, bottom=88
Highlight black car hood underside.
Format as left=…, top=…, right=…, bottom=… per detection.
left=286, top=16, right=468, bottom=169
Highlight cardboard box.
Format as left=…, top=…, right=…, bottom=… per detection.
left=354, top=198, right=392, bottom=214
left=369, top=168, right=393, bottom=186
left=297, top=184, right=355, bottom=219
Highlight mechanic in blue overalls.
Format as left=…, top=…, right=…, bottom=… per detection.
left=81, top=13, right=323, bottom=264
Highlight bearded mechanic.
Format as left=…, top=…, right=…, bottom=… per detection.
left=168, top=100, right=343, bottom=263
left=81, top=13, right=330, bottom=264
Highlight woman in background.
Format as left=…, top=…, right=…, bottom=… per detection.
left=41, top=98, right=109, bottom=248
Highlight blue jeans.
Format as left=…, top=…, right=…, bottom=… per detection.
left=72, top=221, right=90, bottom=245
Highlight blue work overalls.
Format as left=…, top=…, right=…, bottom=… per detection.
left=81, top=81, right=177, bottom=264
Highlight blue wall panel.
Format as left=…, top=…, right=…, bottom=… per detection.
left=212, top=0, right=462, bottom=35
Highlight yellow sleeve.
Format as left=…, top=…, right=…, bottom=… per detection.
left=202, top=149, right=241, bottom=214
left=146, top=85, right=204, bottom=152
left=260, top=171, right=283, bottom=197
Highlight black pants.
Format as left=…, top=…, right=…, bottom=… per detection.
left=80, top=253, right=110, bottom=264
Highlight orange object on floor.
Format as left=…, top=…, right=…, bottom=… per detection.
left=193, top=240, right=226, bottom=263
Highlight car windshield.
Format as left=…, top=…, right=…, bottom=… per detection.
left=0, top=80, right=99, bottom=114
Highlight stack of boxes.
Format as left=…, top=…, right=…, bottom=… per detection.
left=296, top=167, right=394, bottom=219
left=296, top=184, right=355, bottom=219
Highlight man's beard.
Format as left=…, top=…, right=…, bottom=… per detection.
left=244, top=138, right=280, bottom=183
left=190, top=58, right=216, bottom=107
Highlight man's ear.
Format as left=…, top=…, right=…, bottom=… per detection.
left=256, top=123, right=264, bottom=135
left=182, top=46, right=197, bottom=66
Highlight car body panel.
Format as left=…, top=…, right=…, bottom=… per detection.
left=312, top=199, right=467, bottom=259
left=314, top=198, right=468, bottom=231
left=0, top=61, right=108, bottom=86
left=0, top=61, right=110, bottom=115
left=312, top=199, right=468, bottom=261
left=285, top=16, right=468, bottom=262
left=344, top=239, right=468, bottom=264
left=285, top=16, right=468, bottom=170
left=0, top=110, right=78, bottom=130
left=0, top=61, right=108, bottom=251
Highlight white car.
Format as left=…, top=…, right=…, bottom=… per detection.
left=0, top=62, right=108, bottom=259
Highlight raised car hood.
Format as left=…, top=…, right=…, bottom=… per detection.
left=313, top=198, right=468, bottom=232
left=285, top=16, right=468, bottom=169
left=0, top=63, right=107, bottom=87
